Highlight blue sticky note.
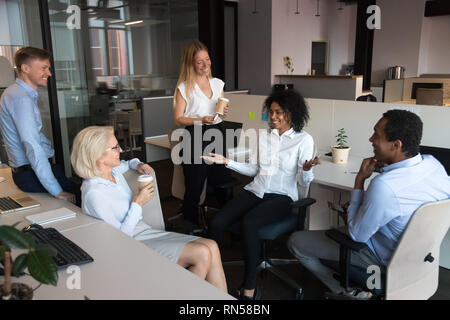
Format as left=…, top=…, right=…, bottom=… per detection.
left=262, top=112, right=268, bottom=122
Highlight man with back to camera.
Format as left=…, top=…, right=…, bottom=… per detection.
left=288, top=109, right=450, bottom=299
left=0, top=47, right=80, bottom=205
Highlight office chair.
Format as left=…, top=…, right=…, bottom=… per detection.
left=167, top=129, right=239, bottom=235
left=223, top=184, right=316, bottom=300
left=322, top=199, right=450, bottom=300
left=123, top=169, right=165, bottom=230
left=356, top=94, right=377, bottom=102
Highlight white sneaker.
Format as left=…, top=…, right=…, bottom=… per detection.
left=342, top=289, right=373, bottom=300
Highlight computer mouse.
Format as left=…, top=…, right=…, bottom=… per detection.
left=22, top=224, right=44, bottom=232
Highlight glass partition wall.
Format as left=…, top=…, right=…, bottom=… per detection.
left=46, top=0, right=198, bottom=176
left=0, top=0, right=53, bottom=164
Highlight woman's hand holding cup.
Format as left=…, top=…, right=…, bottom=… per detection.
left=134, top=175, right=155, bottom=206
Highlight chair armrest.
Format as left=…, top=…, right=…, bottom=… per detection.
left=290, top=198, right=316, bottom=231
left=325, top=229, right=367, bottom=253
left=291, top=198, right=316, bottom=210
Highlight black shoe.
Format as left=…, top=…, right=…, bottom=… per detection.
left=181, top=220, right=204, bottom=235
left=236, top=287, right=261, bottom=300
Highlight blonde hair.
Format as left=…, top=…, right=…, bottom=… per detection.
left=174, top=40, right=212, bottom=106
left=71, top=126, right=114, bottom=179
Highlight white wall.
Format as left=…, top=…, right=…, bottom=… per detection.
left=326, top=2, right=357, bottom=75
left=237, top=0, right=272, bottom=94
left=371, top=0, right=426, bottom=86
left=271, top=0, right=357, bottom=82
left=418, top=15, right=450, bottom=76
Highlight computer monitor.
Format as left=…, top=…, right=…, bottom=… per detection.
left=273, top=84, right=293, bottom=92
left=222, top=120, right=243, bottom=150
left=420, top=145, right=450, bottom=175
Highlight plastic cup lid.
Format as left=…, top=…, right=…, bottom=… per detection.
left=137, top=174, right=153, bottom=182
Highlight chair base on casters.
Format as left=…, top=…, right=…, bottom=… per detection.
left=223, top=256, right=304, bottom=300
left=166, top=204, right=213, bottom=235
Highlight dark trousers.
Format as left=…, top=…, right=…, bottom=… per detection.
left=12, top=163, right=81, bottom=207
left=181, top=123, right=232, bottom=225
left=208, top=190, right=293, bottom=289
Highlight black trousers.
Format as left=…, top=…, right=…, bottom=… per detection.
left=181, top=123, right=232, bottom=225
left=208, top=190, right=293, bottom=289
left=12, top=163, right=81, bottom=207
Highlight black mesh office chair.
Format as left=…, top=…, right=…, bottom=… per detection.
left=223, top=186, right=316, bottom=300
left=356, top=94, right=377, bottom=102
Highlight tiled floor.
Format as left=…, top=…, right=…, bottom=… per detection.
left=150, top=158, right=450, bottom=300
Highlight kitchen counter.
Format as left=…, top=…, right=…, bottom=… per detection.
left=275, top=74, right=363, bottom=79
left=274, top=74, right=364, bottom=100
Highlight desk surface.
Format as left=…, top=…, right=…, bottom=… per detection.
left=20, top=222, right=233, bottom=300
left=0, top=166, right=97, bottom=232
left=313, top=152, right=375, bottom=191
left=145, top=134, right=171, bottom=149
left=0, top=166, right=233, bottom=300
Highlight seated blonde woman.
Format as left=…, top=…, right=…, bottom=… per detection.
left=71, top=126, right=227, bottom=293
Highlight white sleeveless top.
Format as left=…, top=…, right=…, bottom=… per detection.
left=177, top=77, right=225, bottom=124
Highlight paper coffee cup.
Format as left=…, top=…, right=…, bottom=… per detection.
left=216, top=97, right=229, bottom=115
left=137, top=174, right=153, bottom=189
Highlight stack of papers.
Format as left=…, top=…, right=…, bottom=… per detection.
left=26, top=207, right=76, bottom=225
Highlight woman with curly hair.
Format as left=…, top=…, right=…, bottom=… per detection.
left=203, top=89, right=320, bottom=300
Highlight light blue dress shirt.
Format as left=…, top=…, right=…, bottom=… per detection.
left=0, top=79, right=62, bottom=196
left=348, top=154, right=450, bottom=266
left=81, top=159, right=144, bottom=237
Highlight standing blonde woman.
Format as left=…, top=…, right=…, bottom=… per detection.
left=173, top=40, right=232, bottom=229
left=71, top=126, right=227, bottom=293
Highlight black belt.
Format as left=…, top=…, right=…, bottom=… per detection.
left=12, top=164, right=32, bottom=173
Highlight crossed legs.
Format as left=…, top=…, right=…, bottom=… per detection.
left=177, top=238, right=228, bottom=293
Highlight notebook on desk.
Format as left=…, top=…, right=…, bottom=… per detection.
left=0, top=192, right=40, bottom=215
left=26, top=207, right=76, bottom=225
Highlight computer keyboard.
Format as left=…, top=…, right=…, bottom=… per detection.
left=25, top=227, right=94, bottom=269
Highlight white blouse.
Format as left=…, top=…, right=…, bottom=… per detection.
left=81, top=159, right=145, bottom=237
left=177, top=77, right=225, bottom=124
left=226, top=128, right=315, bottom=201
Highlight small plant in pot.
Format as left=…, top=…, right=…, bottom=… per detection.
left=0, top=224, right=58, bottom=300
left=331, top=128, right=351, bottom=164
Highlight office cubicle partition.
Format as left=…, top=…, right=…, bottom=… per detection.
left=141, top=96, right=176, bottom=163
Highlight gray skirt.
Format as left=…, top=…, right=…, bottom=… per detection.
left=134, top=225, right=199, bottom=263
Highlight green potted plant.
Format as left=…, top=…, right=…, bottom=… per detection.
left=0, top=224, right=58, bottom=300
left=331, top=128, right=351, bottom=164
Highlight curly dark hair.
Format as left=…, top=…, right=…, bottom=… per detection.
left=263, top=89, right=310, bottom=132
left=382, top=109, right=423, bottom=157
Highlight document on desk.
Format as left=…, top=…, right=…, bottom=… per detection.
left=26, top=207, right=76, bottom=225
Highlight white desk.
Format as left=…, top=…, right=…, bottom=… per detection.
left=0, top=166, right=96, bottom=232
left=19, top=222, right=233, bottom=300
left=144, top=134, right=171, bottom=162
left=306, top=153, right=374, bottom=231
left=0, top=166, right=234, bottom=300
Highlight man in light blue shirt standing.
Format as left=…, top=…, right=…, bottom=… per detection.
left=0, top=47, right=80, bottom=205
left=288, top=109, right=450, bottom=298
